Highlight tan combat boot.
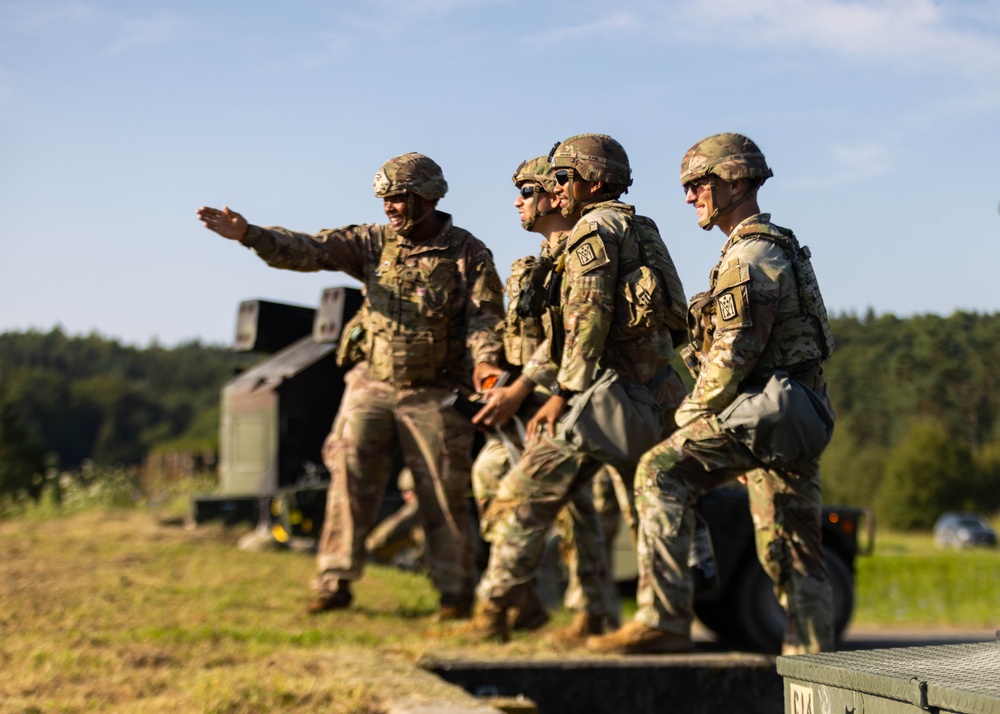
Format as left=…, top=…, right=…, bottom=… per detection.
left=462, top=601, right=510, bottom=643
left=552, top=612, right=607, bottom=645
left=585, top=621, right=695, bottom=655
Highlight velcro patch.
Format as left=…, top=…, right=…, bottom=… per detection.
left=715, top=257, right=750, bottom=291
left=572, top=235, right=609, bottom=274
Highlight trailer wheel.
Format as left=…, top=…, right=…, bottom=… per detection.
left=734, top=546, right=854, bottom=652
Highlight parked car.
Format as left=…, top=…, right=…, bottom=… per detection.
left=933, top=512, right=998, bottom=550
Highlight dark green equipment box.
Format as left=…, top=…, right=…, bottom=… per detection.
left=776, top=636, right=1000, bottom=714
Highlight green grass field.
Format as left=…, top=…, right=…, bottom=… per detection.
left=852, top=529, right=1000, bottom=627
left=0, top=508, right=591, bottom=713
left=0, top=499, right=997, bottom=713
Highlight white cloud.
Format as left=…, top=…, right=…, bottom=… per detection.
left=793, top=140, right=894, bottom=186
left=519, top=11, right=642, bottom=46
left=670, top=0, right=1000, bottom=75
left=0, top=1, right=94, bottom=36
left=509, top=1, right=1000, bottom=79
left=101, top=12, right=187, bottom=57
left=372, top=0, right=511, bottom=13
left=302, top=0, right=515, bottom=67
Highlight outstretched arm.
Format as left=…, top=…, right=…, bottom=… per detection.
left=197, top=206, right=248, bottom=242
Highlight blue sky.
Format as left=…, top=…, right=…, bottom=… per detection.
left=2, top=0, right=999, bottom=347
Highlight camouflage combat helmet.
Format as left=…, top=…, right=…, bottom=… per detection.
left=512, top=155, right=560, bottom=231
left=549, top=133, right=632, bottom=217
left=680, top=133, right=772, bottom=230
left=512, top=155, right=558, bottom=194
left=373, top=153, right=446, bottom=236
left=373, top=152, right=448, bottom=201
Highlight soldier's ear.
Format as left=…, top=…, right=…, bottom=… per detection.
left=729, top=178, right=749, bottom=200
left=586, top=180, right=604, bottom=199
left=416, top=196, right=438, bottom=212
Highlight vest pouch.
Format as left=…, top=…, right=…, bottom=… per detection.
left=560, top=369, right=664, bottom=473
left=369, top=331, right=445, bottom=387
left=335, top=309, right=368, bottom=368
left=503, top=316, right=544, bottom=367
left=717, top=371, right=835, bottom=469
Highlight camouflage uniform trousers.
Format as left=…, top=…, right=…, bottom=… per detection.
left=472, top=431, right=618, bottom=620
left=315, top=364, right=476, bottom=603
left=474, top=433, right=619, bottom=621
left=558, top=367, right=688, bottom=614
left=365, top=497, right=423, bottom=567
left=558, top=465, right=622, bottom=619
left=632, top=414, right=833, bottom=654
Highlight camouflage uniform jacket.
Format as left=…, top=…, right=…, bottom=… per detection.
left=241, top=213, right=505, bottom=387
left=506, top=233, right=567, bottom=391
left=554, top=201, right=679, bottom=392
left=675, top=213, right=833, bottom=426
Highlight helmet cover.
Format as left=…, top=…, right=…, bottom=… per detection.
left=373, top=152, right=448, bottom=201
left=679, top=133, right=772, bottom=187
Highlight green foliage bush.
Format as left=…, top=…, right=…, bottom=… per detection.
left=823, top=311, right=1000, bottom=529
left=0, top=386, right=47, bottom=504
left=876, top=420, right=975, bottom=529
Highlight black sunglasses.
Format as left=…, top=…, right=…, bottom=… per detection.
left=519, top=185, right=542, bottom=199
left=554, top=169, right=573, bottom=186
left=683, top=176, right=714, bottom=196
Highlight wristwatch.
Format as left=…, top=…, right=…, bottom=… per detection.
left=549, top=382, right=577, bottom=399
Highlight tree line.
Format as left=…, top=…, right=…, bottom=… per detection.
left=2, top=312, right=999, bottom=529
left=0, top=328, right=253, bottom=505
left=820, top=310, right=1000, bottom=528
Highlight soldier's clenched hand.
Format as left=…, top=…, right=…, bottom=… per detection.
left=197, top=205, right=249, bottom=242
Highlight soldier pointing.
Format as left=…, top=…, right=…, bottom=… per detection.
left=198, top=153, right=505, bottom=619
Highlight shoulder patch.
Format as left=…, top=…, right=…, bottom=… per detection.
left=713, top=258, right=751, bottom=330
left=571, top=235, right=609, bottom=274
left=472, top=260, right=504, bottom=304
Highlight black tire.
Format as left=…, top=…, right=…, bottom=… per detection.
left=734, top=546, right=854, bottom=653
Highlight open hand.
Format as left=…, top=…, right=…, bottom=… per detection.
left=197, top=205, right=249, bottom=241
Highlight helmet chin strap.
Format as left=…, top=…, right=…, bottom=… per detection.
left=699, top=180, right=755, bottom=231
left=558, top=178, right=578, bottom=219
left=559, top=175, right=617, bottom=218
left=523, top=205, right=560, bottom=231
left=396, top=195, right=435, bottom=237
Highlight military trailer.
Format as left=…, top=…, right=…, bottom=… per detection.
left=190, top=287, right=362, bottom=526
left=194, top=287, right=872, bottom=653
